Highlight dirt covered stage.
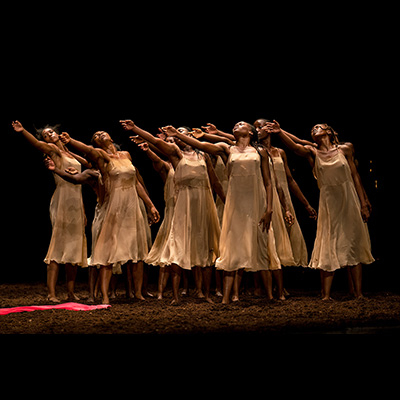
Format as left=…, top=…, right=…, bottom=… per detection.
left=1, top=279, right=399, bottom=335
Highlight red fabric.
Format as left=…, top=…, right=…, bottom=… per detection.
left=0, top=302, right=111, bottom=316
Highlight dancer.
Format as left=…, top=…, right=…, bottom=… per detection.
left=43, top=155, right=104, bottom=303
left=255, top=119, right=317, bottom=266
left=12, top=121, right=87, bottom=302
left=120, top=120, right=224, bottom=304
left=266, top=120, right=374, bottom=299
left=163, top=121, right=281, bottom=303
left=130, top=137, right=176, bottom=299
left=60, top=130, right=160, bottom=304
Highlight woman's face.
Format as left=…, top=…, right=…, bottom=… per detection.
left=174, top=127, right=191, bottom=148
left=254, top=119, right=269, bottom=141
left=41, top=128, right=59, bottom=143
left=92, top=131, right=112, bottom=147
left=233, top=121, right=252, bottom=139
left=311, top=124, right=331, bottom=142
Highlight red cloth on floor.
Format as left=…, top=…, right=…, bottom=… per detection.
left=0, top=302, right=111, bottom=316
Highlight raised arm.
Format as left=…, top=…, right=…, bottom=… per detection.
left=133, top=140, right=171, bottom=183
left=120, top=120, right=181, bottom=166
left=12, top=120, right=58, bottom=156
left=191, top=128, right=235, bottom=145
left=163, top=125, right=230, bottom=164
left=201, top=123, right=236, bottom=141
left=59, top=132, right=108, bottom=165
left=265, top=120, right=315, bottom=165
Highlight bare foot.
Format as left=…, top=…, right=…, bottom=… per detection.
left=135, top=293, right=145, bottom=301
left=67, top=293, right=80, bottom=301
left=47, top=295, right=60, bottom=303
left=196, top=290, right=205, bottom=299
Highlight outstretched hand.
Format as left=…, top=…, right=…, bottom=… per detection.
left=162, top=125, right=179, bottom=137
left=59, top=132, right=71, bottom=144
left=264, top=120, right=281, bottom=134
left=12, top=120, right=24, bottom=132
left=191, top=128, right=205, bottom=138
left=201, top=123, right=218, bottom=135
left=129, top=135, right=146, bottom=145
left=120, top=120, right=135, bottom=131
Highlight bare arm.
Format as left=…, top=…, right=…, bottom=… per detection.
left=201, top=123, right=236, bottom=141
left=44, top=157, right=99, bottom=185
left=282, top=129, right=316, bottom=147
left=204, top=153, right=225, bottom=203
left=265, top=121, right=315, bottom=165
left=136, top=180, right=160, bottom=225
left=192, top=128, right=235, bottom=145
left=59, top=132, right=109, bottom=165
left=135, top=141, right=171, bottom=183
left=12, top=120, right=59, bottom=156
left=163, top=125, right=230, bottom=164
left=120, top=120, right=179, bottom=157
left=341, top=144, right=370, bottom=222
left=279, top=148, right=317, bottom=219
left=259, top=148, right=273, bottom=232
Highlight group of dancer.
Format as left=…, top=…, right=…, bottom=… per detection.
left=11, top=117, right=374, bottom=305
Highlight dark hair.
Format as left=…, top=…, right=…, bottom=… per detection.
left=91, top=131, right=122, bottom=151
left=248, top=123, right=259, bottom=146
left=311, top=123, right=338, bottom=144
left=255, top=118, right=271, bottom=125
left=34, top=123, right=61, bottom=140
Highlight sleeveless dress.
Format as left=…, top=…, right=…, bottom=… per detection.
left=89, top=157, right=148, bottom=273
left=44, top=154, right=87, bottom=267
left=157, top=152, right=220, bottom=270
left=269, top=157, right=296, bottom=266
left=215, top=147, right=280, bottom=272
left=88, top=173, right=105, bottom=267
left=214, top=155, right=228, bottom=225
left=309, top=150, right=374, bottom=271
left=272, top=154, right=308, bottom=266
left=145, top=167, right=176, bottom=267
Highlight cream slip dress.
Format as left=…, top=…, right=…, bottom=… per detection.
left=145, top=167, right=176, bottom=267
left=215, top=146, right=280, bottom=272
left=272, top=154, right=308, bottom=266
left=309, top=149, right=374, bottom=271
left=156, top=152, right=220, bottom=270
left=44, top=154, right=87, bottom=267
left=89, top=156, right=148, bottom=273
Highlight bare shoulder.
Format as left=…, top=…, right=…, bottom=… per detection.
left=338, top=142, right=355, bottom=158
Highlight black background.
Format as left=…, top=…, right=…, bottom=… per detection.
left=1, top=10, right=392, bottom=291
